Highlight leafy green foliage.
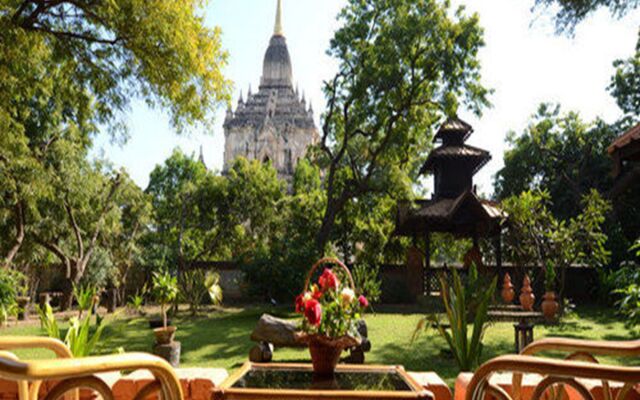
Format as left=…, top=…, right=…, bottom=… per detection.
left=37, top=302, right=109, bottom=357
left=611, top=263, right=640, bottom=330
left=501, top=190, right=610, bottom=281
left=352, top=264, right=382, bottom=304
left=545, top=260, right=557, bottom=292
left=205, top=272, right=223, bottom=306
left=532, top=0, right=639, bottom=34
left=313, top=0, right=490, bottom=252
left=0, top=270, right=27, bottom=325
left=73, top=284, right=98, bottom=318
left=610, top=29, right=640, bottom=119
left=180, top=270, right=223, bottom=314
left=152, top=271, right=178, bottom=329
left=0, top=0, right=230, bottom=293
left=495, top=105, right=638, bottom=265
left=128, top=293, right=145, bottom=316
left=414, top=264, right=497, bottom=372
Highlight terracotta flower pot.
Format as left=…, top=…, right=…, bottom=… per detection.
left=541, top=291, right=559, bottom=321
left=519, top=275, right=535, bottom=311
left=501, top=273, right=515, bottom=304
left=153, top=326, right=177, bottom=345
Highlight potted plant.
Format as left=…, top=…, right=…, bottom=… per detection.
left=541, top=261, right=559, bottom=321
left=294, top=258, right=369, bottom=376
left=152, top=271, right=178, bottom=345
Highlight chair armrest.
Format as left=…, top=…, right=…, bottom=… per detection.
left=0, top=336, right=73, bottom=359
left=0, top=352, right=183, bottom=399
left=465, top=355, right=640, bottom=400
left=521, top=338, right=640, bottom=358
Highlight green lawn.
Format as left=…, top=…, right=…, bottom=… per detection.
left=1, top=304, right=637, bottom=385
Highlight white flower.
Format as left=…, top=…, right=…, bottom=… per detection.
left=303, top=292, right=313, bottom=302
left=341, top=288, right=355, bottom=303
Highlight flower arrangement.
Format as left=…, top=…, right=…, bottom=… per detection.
left=295, top=258, right=369, bottom=374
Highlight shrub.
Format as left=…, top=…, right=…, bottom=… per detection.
left=352, top=264, right=382, bottom=304
left=127, top=285, right=148, bottom=315
left=0, top=270, right=26, bottom=326
left=179, top=269, right=223, bottom=314
left=205, top=271, right=223, bottom=306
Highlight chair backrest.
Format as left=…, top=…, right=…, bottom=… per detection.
left=465, top=355, right=640, bottom=400
left=0, top=336, right=183, bottom=400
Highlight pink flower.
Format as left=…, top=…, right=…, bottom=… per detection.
left=304, top=298, right=322, bottom=326
left=318, top=268, right=339, bottom=292
left=358, top=295, right=369, bottom=308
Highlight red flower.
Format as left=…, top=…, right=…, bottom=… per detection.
left=304, top=298, right=322, bottom=326
left=318, top=268, right=339, bottom=292
left=358, top=295, right=369, bottom=308
left=295, top=295, right=305, bottom=313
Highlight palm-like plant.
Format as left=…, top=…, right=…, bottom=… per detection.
left=37, top=302, right=109, bottom=357
left=73, top=284, right=98, bottom=319
left=415, top=264, right=497, bottom=372
left=205, top=272, right=223, bottom=306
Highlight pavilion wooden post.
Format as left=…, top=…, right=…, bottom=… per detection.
left=423, top=233, right=431, bottom=296
left=495, top=230, right=503, bottom=275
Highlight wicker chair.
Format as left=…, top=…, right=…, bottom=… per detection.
left=0, top=336, right=183, bottom=400
left=465, top=338, right=640, bottom=400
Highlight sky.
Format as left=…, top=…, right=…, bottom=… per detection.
left=91, top=0, right=640, bottom=195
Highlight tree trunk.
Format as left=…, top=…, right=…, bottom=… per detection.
left=61, top=262, right=82, bottom=311
left=3, top=202, right=25, bottom=269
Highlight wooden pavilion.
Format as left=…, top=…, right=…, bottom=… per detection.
left=395, top=117, right=506, bottom=296
left=608, top=122, right=640, bottom=198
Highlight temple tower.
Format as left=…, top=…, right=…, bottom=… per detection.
left=223, top=0, right=319, bottom=180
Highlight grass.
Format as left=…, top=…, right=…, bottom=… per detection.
left=1, top=304, right=637, bottom=386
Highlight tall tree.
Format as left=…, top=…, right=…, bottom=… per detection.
left=146, top=149, right=210, bottom=272
left=495, top=104, right=640, bottom=262
left=532, top=0, right=639, bottom=34
left=0, top=0, right=231, bottom=270
left=610, top=29, right=640, bottom=120
left=314, top=0, right=490, bottom=252
left=32, top=154, right=125, bottom=308
left=105, top=173, right=152, bottom=299
left=1, top=0, right=231, bottom=135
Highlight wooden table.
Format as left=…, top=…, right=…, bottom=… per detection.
left=214, top=362, right=434, bottom=400
left=488, top=309, right=545, bottom=353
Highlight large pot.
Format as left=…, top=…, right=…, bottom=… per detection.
left=541, top=291, right=559, bottom=321
left=501, top=273, right=515, bottom=304
left=519, top=275, right=535, bottom=311
left=153, top=326, right=177, bottom=345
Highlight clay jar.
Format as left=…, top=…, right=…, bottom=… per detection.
left=519, top=275, right=535, bottom=311
left=541, top=291, right=559, bottom=321
left=501, top=273, right=515, bottom=304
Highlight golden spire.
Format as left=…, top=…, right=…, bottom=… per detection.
left=274, top=0, right=283, bottom=36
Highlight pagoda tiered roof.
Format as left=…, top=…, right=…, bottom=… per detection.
left=419, top=144, right=490, bottom=175
left=395, top=116, right=505, bottom=239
